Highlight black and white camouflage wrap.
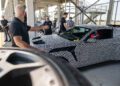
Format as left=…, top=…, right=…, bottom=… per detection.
left=33, top=25, right=120, bottom=68
left=32, top=34, right=77, bottom=51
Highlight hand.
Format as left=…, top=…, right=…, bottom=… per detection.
left=42, top=25, right=49, bottom=30
left=37, top=48, right=47, bottom=52
left=30, top=46, right=46, bottom=52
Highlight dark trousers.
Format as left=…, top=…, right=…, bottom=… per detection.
left=44, top=28, right=52, bottom=35
left=2, top=26, right=11, bottom=41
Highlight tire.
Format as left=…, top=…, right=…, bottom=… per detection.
left=0, top=48, right=91, bottom=86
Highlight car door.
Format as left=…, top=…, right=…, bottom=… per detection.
left=75, top=29, right=116, bottom=67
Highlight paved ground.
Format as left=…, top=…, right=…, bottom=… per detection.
left=1, top=32, right=37, bottom=48
left=3, top=42, right=12, bottom=47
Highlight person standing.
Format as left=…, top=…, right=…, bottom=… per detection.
left=53, top=18, right=57, bottom=28
left=43, top=16, right=52, bottom=35
left=9, top=4, right=48, bottom=50
left=1, top=16, right=11, bottom=42
left=59, top=12, right=69, bottom=33
left=67, top=17, right=75, bottom=28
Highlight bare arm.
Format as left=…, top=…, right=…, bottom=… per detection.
left=13, top=36, right=31, bottom=48
left=29, top=25, right=48, bottom=31
left=13, top=36, right=45, bottom=52
left=64, top=23, right=69, bottom=30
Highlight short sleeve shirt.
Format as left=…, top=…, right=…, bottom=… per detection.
left=9, top=17, right=31, bottom=47
left=60, top=17, right=66, bottom=32
left=67, top=20, right=74, bottom=27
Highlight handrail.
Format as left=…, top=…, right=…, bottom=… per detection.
left=87, top=5, right=107, bottom=13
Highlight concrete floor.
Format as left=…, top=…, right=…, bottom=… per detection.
left=1, top=32, right=36, bottom=48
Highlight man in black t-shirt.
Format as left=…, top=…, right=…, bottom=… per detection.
left=60, top=12, right=69, bottom=33
left=43, top=16, right=52, bottom=35
left=9, top=4, right=48, bottom=50
left=9, top=17, right=31, bottom=47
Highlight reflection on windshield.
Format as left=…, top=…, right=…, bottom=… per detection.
left=60, top=27, right=91, bottom=41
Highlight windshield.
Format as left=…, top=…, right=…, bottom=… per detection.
left=60, top=26, right=91, bottom=41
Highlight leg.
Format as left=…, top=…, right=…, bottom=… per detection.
left=6, top=29, right=11, bottom=41
left=5, top=26, right=11, bottom=42
left=3, top=28, right=8, bottom=42
left=8, top=33, right=11, bottom=41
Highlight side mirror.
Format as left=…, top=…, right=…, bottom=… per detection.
left=87, top=38, right=96, bottom=43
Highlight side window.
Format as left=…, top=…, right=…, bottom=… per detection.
left=85, top=29, right=113, bottom=43
left=71, top=27, right=91, bottom=39
left=97, top=29, right=113, bottom=39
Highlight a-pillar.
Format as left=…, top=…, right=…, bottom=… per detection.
left=25, top=0, right=35, bottom=26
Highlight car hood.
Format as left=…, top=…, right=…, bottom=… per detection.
left=32, top=34, right=76, bottom=52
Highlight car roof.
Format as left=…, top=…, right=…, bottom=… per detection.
left=75, top=24, right=113, bottom=30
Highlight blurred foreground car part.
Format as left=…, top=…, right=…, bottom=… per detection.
left=0, top=48, right=91, bottom=86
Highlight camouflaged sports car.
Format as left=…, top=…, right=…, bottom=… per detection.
left=32, top=25, right=120, bottom=68
left=1, top=25, right=120, bottom=86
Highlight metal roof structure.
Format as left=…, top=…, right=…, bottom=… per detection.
left=19, top=0, right=69, bottom=9
left=1, top=0, right=119, bottom=25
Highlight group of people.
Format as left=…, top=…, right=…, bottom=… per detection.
left=60, top=12, right=74, bottom=33
left=0, top=4, right=74, bottom=51
left=41, top=13, right=75, bottom=35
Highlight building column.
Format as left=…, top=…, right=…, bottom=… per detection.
left=0, top=0, right=3, bottom=16
left=45, top=6, right=48, bottom=16
left=80, top=1, right=84, bottom=24
left=57, top=3, right=61, bottom=27
left=4, top=0, right=14, bottom=20
left=0, top=0, right=2, bottom=10
left=25, top=0, right=35, bottom=26
left=75, top=0, right=81, bottom=25
left=25, top=0, right=35, bottom=45
left=106, top=0, right=114, bottom=25
left=39, top=8, right=41, bottom=21
left=13, top=0, right=19, bottom=8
